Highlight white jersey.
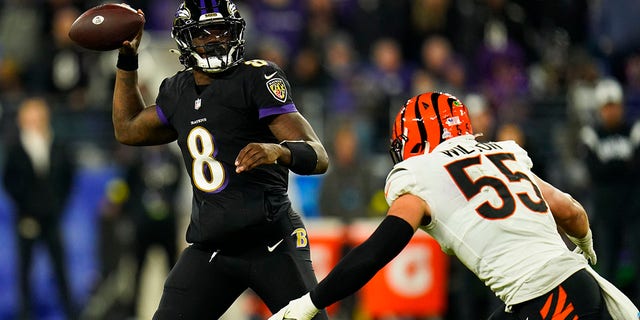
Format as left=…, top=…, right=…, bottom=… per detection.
left=384, top=135, right=588, bottom=306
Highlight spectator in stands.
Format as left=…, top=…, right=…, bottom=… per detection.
left=246, top=0, right=306, bottom=58
left=0, top=0, right=42, bottom=93
left=590, top=0, right=640, bottom=81
left=623, top=52, right=640, bottom=120
left=40, top=5, right=92, bottom=110
left=465, top=93, right=496, bottom=143
left=496, top=122, right=548, bottom=179
left=579, top=77, right=640, bottom=303
left=2, top=97, right=77, bottom=320
left=361, top=37, right=417, bottom=152
left=322, top=33, right=361, bottom=117
left=303, top=0, right=337, bottom=52
left=319, top=119, right=376, bottom=223
left=420, top=35, right=455, bottom=89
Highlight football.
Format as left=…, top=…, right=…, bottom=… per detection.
left=68, top=3, right=145, bottom=51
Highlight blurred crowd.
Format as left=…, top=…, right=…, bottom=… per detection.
left=1, top=0, right=640, bottom=319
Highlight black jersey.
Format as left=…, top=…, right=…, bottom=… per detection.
left=156, top=59, right=299, bottom=248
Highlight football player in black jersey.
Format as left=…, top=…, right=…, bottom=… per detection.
left=112, top=0, right=329, bottom=319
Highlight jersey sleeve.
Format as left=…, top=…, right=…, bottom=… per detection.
left=155, top=77, right=176, bottom=125
left=384, top=164, right=425, bottom=206
left=248, top=61, right=298, bottom=119
left=507, top=140, right=534, bottom=170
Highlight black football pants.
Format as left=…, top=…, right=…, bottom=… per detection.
left=152, top=217, right=328, bottom=319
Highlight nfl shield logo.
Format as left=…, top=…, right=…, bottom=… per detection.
left=445, top=116, right=461, bottom=126
left=194, top=98, right=202, bottom=110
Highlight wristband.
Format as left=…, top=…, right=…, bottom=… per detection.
left=567, top=229, right=592, bottom=246
left=280, top=141, right=318, bottom=175
left=117, top=53, right=138, bottom=71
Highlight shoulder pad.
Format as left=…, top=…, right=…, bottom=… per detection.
left=384, top=166, right=418, bottom=206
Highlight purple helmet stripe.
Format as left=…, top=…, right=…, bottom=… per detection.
left=200, top=0, right=220, bottom=14
left=199, top=0, right=206, bottom=15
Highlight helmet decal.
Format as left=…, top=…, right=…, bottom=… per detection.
left=390, top=92, right=473, bottom=164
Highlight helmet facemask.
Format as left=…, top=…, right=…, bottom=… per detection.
left=389, top=133, right=406, bottom=165
left=172, top=0, right=246, bottom=73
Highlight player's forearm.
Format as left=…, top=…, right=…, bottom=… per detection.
left=556, top=195, right=590, bottom=238
left=269, top=113, right=328, bottom=174
left=112, top=69, right=147, bottom=143
left=308, top=141, right=329, bottom=174
left=309, top=216, right=414, bottom=309
left=535, top=174, right=590, bottom=238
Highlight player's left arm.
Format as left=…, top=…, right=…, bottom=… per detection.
left=268, top=194, right=428, bottom=320
left=533, top=173, right=596, bottom=264
left=310, top=194, right=426, bottom=307
left=533, top=173, right=589, bottom=238
left=235, top=112, right=329, bottom=174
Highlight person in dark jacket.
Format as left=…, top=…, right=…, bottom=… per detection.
left=579, top=78, right=640, bottom=304
left=2, top=97, right=76, bottom=319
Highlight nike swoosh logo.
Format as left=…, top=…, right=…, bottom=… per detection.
left=264, top=71, right=278, bottom=80
left=267, top=239, right=284, bottom=252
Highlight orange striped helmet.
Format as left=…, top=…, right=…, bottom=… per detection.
left=390, top=91, right=473, bottom=164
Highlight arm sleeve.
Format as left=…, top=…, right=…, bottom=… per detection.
left=309, top=215, right=415, bottom=309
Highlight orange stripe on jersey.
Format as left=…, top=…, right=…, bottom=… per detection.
left=540, top=286, right=578, bottom=320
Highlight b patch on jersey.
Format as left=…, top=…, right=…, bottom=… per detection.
left=291, top=228, right=308, bottom=248
left=266, top=78, right=287, bottom=103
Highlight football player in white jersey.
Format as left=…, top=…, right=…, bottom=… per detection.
left=269, top=91, right=639, bottom=319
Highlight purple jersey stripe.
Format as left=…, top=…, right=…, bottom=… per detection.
left=156, top=105, right=169, bottom=125
left=258, top=103, right=297, bottom=119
